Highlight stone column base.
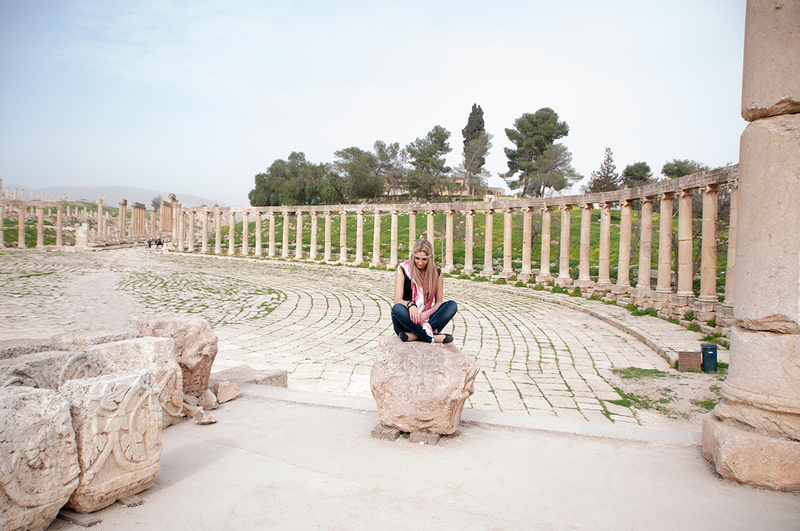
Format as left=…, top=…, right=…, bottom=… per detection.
left=461, top=266, right=474, bottom=276
left=716, top=305, right=735, bottom=327
left=651, top=291, right=672, bottom=311
left=702, top=413, right=800, bottom=491
left=611, top=284, right=632, bottom=296
left=499, top=269, right=514, bottom=279
left=442, top=265, right=455, bottom=274
left=517, top=273, right=532, bottom=282
left=554, top=276, right=573, bottom=287
left=574, top=279, right=594, bottom=289
left=479, top=268, right=494, bottom=278
left=535, top=274, right=554, bottom=284
left=693, top=299, right=718, bottom=322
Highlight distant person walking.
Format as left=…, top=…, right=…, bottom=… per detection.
left=391, top=239, right=457, bottom=343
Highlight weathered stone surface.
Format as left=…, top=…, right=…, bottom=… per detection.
left=0, top=387, right=80, bottom=531
left=212, top=381, right=240, bottom=403
left=198, top=388, right=218, bottom=410
left=370, top=424, right=401, bottom=441
left=60, top=370, right=163, bottom=513
left=88, top=337, right=184, bottom=427
left=370, top=337, right=479, bottom=435
left=0, top=338, right=57, bottom=361
left=133, top=316, right=218, bottom=397
left=193, top=409, right=216, bottom=425
left=209, top=364, right=288, bottom=388
left=0, top=350, right=99, bottom=389
left=741, top=0, right=800, bottom=121
left=182, top=402, right=202, bottom=418
left=409, top=430, right=441, bottom=446
left=734, top=115, right=800, bottom=333
left=714, top=398, right=800, bottom=441
left=52, top=329, right=141, bottom=352
left=702, top=414, right=800, bottom=491
left=722, top=325, right=800, bottom=414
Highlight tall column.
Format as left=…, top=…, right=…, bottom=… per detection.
left=655, top=193, right=674, bottom=301
left=339, top=210, right=347, bottom=263
left=596, top=203, right=612, bottom=290
left=480, top=209, right=494, bottom=277
left=36, top=206, right=44, bottom=249
left=499, top=208, right=513, bottom=278
left=444, top=210, right=455, bottom=274
left=295, top=210, right=303, bottom=260
left=227, top=211, right=236, bottom=256
left=254, top=212, right=263, bottom=257
left=537, top=206, right=553, bottom=283
left=177, top=205, right=185, bottom=251
left=150, top=208, right=157, bottom=238
left=426, top=210, right=435, bottom=244
left=119, top=200, right=127, bottom=239
left=408, top=211, right=417, bottom=246
left=703, top=0, right=800, bottom=492
left=519, top=207, right=533, bottom=281
left=214, top=208, right=222, bottom=255
left=694, top=185, right=719, bottom=320
left=615, top=199, right=633, bottom=291
left=556, top=205, right=573, bottom=285
left=187, top=210, right=195, bottom=252
left=0, top=204, right=4, bottom=249
left=675, top=190, right=694, bottom=298
left=268, top=211, right=276, bottom=257
left=56, top=207, right=63, bottom=248
left=201, top=208, right=209, bottom=254
left=719, top=181, right=739, bottom=325
left=282, top=211, right=290, bottom=259
left=355, top=210, right=364, bottom=265
left=324, top=211, right=332, bottom=261
left=309, top=212, right=317, bottom=261
left=97, top=201, right=105, bottom=242
left=389, top=210, right=398, bottom=269
left=576, top=204, right=593, bottom=287
left=463, top=210, right=475, bottom=276
left=241, top=211, right=249, bottom=256
left=637, top=198, right=654, bottom=292
left=370, top=211, right=381, bottom=267
left=17, top=206, right=25, bottom=248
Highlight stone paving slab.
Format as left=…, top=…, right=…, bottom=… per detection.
left=0, top=248, right=716, bottom=427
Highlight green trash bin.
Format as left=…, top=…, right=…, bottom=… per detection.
left=701, top=343, right=718, bottom=373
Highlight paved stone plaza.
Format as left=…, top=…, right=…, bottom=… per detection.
left=0, top=247, right=721, bottom=428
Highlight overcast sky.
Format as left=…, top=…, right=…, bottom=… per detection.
left=1, top=0, right=746, bottom=206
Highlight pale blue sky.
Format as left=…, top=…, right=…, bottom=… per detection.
left=1, top=0, right=746, bottom=206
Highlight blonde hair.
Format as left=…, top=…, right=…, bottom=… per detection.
left=409, top=239, right=439, bottom=302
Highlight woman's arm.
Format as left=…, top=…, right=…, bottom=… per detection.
left=420, top=272, right=444, bottom=321
left=395, top=269, right=423, bottom=323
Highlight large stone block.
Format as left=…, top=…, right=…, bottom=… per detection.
left=734, top=114, right=800, bottom=333
left=133, top=316, right=218, bottom=397
left=714, top=398, right=800, bottom=441
left=59, top=369, right=163, bottom=513
left=0, top=387, right=80, bottom=531
left=88, top=337, right=184, bottom=427
left=702, top=413, right=800, bottom=491
left=370, top=337, right=479, bottom=435
left=722, top=325, right=800, bottom=414
left=741, top=0, right=800, bottom=121
left=0, top=351, right=99, bottom=389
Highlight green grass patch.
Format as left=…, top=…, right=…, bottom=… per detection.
left=612, top=367, right=669, bottom=379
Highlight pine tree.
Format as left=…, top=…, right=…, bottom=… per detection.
left=585, top=147, right=623, bottom=193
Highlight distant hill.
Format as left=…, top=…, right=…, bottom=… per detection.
left=6, top=184, right=222, bottom=207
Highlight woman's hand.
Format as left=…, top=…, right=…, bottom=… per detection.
left=409, top=305, right=421, bottom=324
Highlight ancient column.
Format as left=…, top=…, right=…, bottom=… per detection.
left=536, top=206, right=553, bottom=283
left=97, top=200, right=104, bottom=242
left=576, top=203, right=593, bottom=288
left=480, top=209, right=494, bottom=277
left=56, top=207, right=63, bottom=248
left=595, top=202, right=612, bottom=290
left=268, top=211, right=277, bottom=258
left=171, top=194, right=179, bottom=241
left=389, top=210, right=399, bottom=269
left=500, top=208, right=513, bottom=278
left=355, top=210, right=364, bottom=265
left=637, top=197, right=654, bottom=292
left=0, top=204, right=4, bottom=249
left=214, top=208, right=222, bottom=255
left=674, top=190, right=694, bottom=303
left=654, top=192, right=674, bottom=308
left=615, top=199, right=633, bottom=291
left=177, top=205, right=185, bottom=252
left=186, top=210, right=194, bottom=252
left=17, top=206, right=25, bottom=248
left=444, top=209, right=455, bottom=274
left=324, top=211, right=332, bottom=261
left=201, top=208, right=209, bottom=254
left=295, top=210, right=303, bottom=260
left=694, top=185, right=719, bottom=320
left=463, top=210, right=475, bottom=276
left=370, top=210, right=381, bottom=267
left=282, top=210, right=290, bottom=259
left=556, top=205, right=572, bottom=286
left=409, top=210, right=417, bottom=245
left=309, top=212, right=318, bottom=261
left=426, top=210, right=435, bottom=245
left=520, top=207, right=533, bottom=281
left=150, top=207, right=157, bottom=238
left=718, top=181, right=739, bottom=326
left=339, top=210, right=347, bottom=263
left=237, top=210, right=246, bottom=256
left=703, top=0, right=800, bottom=492
left=36, top=206, right=44, bottom=249
left=228, top=211, right=236, bottom=256
left=254, top=212, right=263, bottom=257
left=119, top=200, right=127, bottom=239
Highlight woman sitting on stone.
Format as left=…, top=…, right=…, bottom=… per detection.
left=392, top=238, right=457, bottom=343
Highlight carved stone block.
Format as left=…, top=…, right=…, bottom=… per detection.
left=370, top=336, right=479, bottom=435
left=133, top=317, right=218, bottom=397
left=0, top=386, right=80, bottom=531
left=88, top=337, right=184, bottom=427
left=59, top=370, right=163, bottom=513
left=0, top=350, right=99, bottom=390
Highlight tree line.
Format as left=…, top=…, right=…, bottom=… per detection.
left=248, top=104, right=711, bottom=206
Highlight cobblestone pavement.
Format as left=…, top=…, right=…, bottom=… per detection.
left=0, top=248, right=710, bottom=426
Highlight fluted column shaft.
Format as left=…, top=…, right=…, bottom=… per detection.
left=36, top=206, right=44, bottom=249
left=188, top=210, right=195, bottom=252
left=227, top=211, right=236, bottom=256
left=18, top=206, right=25, bottom=248
left=676, top=190, right=694, bottom=297
left=537, top=206, right=553, bottom=282
left=723, top=182, right=738, bottom=307
left=638, top=198, right=654, bottom=290
left=408, top=211, right=417, bottom=245
left=214, top=209, right=222, bottom=255
left=557, top=205, right=572, bottom=284
left=56, top=207, right=63, bottom=247
left=699, top=186, right=719, bottom=302
left=324, top=211, right=332, bottom=261
left=255, top=212, right=262, bottom=257
left=427, top=211, right=435, bottom=245
left=241, top=211, right=249, bottom=256
left=282, top=211, right=290, bottom=259
left=481, top=210, right=494, bottom=277
left=295, top=211, right=303, bottom=260
left=202, top=209, right=209, bottom=253
left=520, top=207, right=533, bottom=280
left=578, top=204, right=592, bottom=283
left=309, top=213, right=317, bottom=261
left=444, top=210, right=455, bottom=274
left=596, top=203, right=612, bottom=289
left=355, top=211, right=364, bottom=265
left=339, top=211, right=347, bottom=263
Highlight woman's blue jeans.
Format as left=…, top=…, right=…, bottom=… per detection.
left=391, top=301, right=458, bottom=343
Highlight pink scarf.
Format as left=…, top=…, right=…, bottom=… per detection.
left=399, top=261, right=438, bottom=339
